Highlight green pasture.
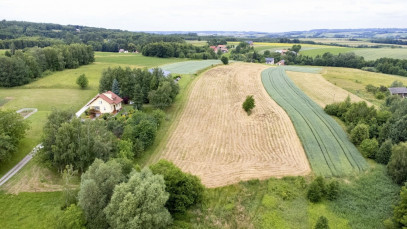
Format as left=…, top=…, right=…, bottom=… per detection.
left=95, top=52, right=185, bottom=67
left=299, top=47, right=356, bottom=57
left=160, top=59, right=222, bottom=74
left=322, top=67, right=407, bottom=106
left=280, top=66, right=322, bottom=74
left=262, top=67, right=368, bottom=177
left=353, top=48, right=407, bottom=60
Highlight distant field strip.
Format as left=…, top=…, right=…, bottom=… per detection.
left=159, top=63, right=310, bottom=187
left=160, top=60, right=222, bottom=74
left=262, top=68, right=368, bottom=176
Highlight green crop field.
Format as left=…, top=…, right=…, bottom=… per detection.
left=262, top=67, right=368, bottom=177
left=279, top=66, right=322, bottom=74
left=160, top=59, right=222, bottom=74
left=299, top=47, right=356, bottom=57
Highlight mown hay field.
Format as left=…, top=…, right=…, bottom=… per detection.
left=286, top=70, right=372, bottom=108
left=160, top=59, right=222, bottom=74
left=158, top=63, right=310, bottom=187
left=262, top=68, right=368, bottom=177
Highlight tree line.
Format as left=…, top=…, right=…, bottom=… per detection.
left=142, top=42, right=217, bottom=59
left=0, top=43, right=94, bottom=87
left=0, top=37, right=64, bottom=49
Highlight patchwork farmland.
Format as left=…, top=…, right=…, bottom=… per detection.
left=262, top=67, right=368, bottom=177
left=158, top=63, right=310, bottom=187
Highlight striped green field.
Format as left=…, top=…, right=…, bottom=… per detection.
left=160, top=59, right=222, bottom=74
left=261, top=67, right=368, bottom=176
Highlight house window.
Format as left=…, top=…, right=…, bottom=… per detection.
left=104, top=107, right=106, bottom=111
left=100, top=101, right=102, bottom=104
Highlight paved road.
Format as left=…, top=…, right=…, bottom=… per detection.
left=0, top=100, right=91, bottom=187
left=0, top=144, right=42, bottom=186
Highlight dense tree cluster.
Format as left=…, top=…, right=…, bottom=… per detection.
left=99, top=67, right=179, bottom=109
left=0, top=37, right=64, bottom=49
left=325, top=92, right=407, bottom=184
left=0, top=43, right=94, bottom=87
left=0, top=110, right=29, bottom=162
left=142, top=42, right=217, bottom=59
left=307, top=177, right=339, bottom=203
left=75, top=158, right=203, bottom=228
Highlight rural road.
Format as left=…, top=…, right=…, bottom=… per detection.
left=0, top=100, right=91, bottom=187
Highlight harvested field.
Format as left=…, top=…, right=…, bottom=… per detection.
left=158, top=63, right=310, bottom=188
left=262, top=68, right=368, bottom=177
left=286, top=71, right=372, bottom=107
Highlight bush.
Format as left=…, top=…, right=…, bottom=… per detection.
left=326, top=180, right=340, bottom=201
left=365, top=84, right=378, bottom=93
left=150, top=160, right=204, bottom=214
left=392, top=184, right=407, bottom=228
left=242, top=95, right=255, bottom=114
left=350, top=123, right=369, bottom=145
left=0, top=110, right=29, bottom=162
left=221, top=56, right=229, bottom=65
left=376, top=139, right=393, bottom=164
left=360, top=138, right=379, bottom=159
left=307, top=177, right=326, bottom=203
left=388, top=142, right=407, bottom=184
left=314, top=216, right=330, bottom=229
left=375, top=92, right=385, bottom=99
left=76, top=74, right=88, bottom=89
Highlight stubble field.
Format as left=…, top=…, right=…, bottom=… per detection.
left=158, top=63, right=311, bottom=187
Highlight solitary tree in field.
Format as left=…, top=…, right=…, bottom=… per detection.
left=112, top=78, right=120, bottom=96
left=76, top=74, right=88, bottom=89
left=314, top=216, right=330, bottom=229
left=221, top=56, right=229, bottom=65
left=242, top=95, right=255, bottom=115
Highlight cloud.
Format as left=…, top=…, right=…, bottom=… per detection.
left=0, top=0, right=406, bottom=32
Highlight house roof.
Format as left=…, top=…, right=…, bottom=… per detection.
left=389, top=87, right=407, bottom=94
left=265, top=58, right=274, bottom=62
left=87, top=91, right=123, bottom=106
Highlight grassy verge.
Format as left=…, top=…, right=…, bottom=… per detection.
left=176, top=163, right=398, bottom=228
left=0, top=191, right=63, bottom=229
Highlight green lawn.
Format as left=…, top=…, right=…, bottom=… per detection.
left=0, top=191, right=63, bottom=229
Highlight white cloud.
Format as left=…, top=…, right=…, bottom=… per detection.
left=0, top=0, right=406, bottom=32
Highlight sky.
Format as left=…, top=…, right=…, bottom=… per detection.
left=0, top=0, right=406, bottom=32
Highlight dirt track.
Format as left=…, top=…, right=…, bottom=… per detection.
left=159, top=63, right=310, bottom=187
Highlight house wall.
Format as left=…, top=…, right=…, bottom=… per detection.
left=89, top=98, right=114, bottom=114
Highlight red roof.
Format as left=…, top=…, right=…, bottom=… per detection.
left=88, top=91, right=123, bottom=106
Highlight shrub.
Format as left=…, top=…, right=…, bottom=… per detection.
left=388, top=142, right=407, bottom=184
left=350, top=123, right=369, bottom=145
left=365, top=84, right=378, bottom=93
left=359, top=138, right=379, bottom=159
left=76, top=74, right=88, bottom=89
left=326, top=180, right=340, bottom=201
left=307, top=177, right=326, bottom=203
left=150, top=160, right=204, bottom=214
left=392, top=184, right=407, bottom=228
left=242, top=95, right=255, bottom=114
left=376, top=139, right=393, bottom=164
left=314, top=216, right=330, bottom=229
left=375, top=92, right=385, bottom=99
left=221, top=56, right=229, bottom=65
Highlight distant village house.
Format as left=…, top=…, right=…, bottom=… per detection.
left=389, top=87, right=407, bottom=98
left=277, top=60, right=285, bottom=66
left=265, top=58, right=275, bottom=64
left=87, top=91, right=123, bottom=116
left=210, top=45, right=228, bottom=53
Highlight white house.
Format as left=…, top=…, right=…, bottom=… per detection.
left=87, top=91, right=123, bottom=115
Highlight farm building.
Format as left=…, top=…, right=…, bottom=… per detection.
left=276, top=49, right=289, bottom=54
left=210, top=45, right=228, bottom=53
left=118, top=49, right=125, bottom=53
left=265, top=58, right=275, bottom=64
left=277, top=60, right=285, bottom=66
left=87, top=91, right=123, bottom=115
left=389, top=87, right=407, bottom=98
